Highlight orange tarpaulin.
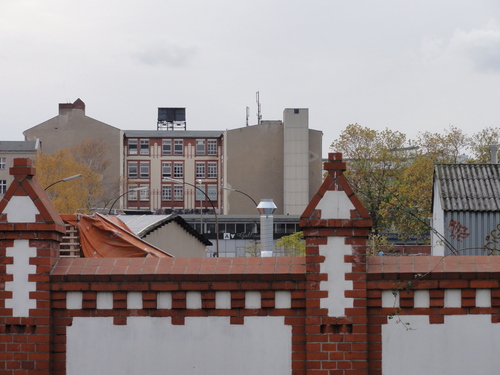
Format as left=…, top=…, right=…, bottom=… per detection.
left=62, top=213, right=172, bottom=258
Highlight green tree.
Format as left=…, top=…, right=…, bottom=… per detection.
left=275, top=232, right=305, bottom=256
left=35, top=149, right=103, bottom=214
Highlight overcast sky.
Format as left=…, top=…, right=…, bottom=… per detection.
left=2, top=0, right=500, bottom=157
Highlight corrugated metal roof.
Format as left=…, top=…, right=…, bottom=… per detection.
left=434, top=164, right=500, bottom=211
left=124, top=130, right=223, bottom=138
left=0, top=140, right=39, bottom=152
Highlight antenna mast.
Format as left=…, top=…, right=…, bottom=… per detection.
left=256, top=91, right=262, bottom=125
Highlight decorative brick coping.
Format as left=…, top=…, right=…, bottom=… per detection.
left=51, top=256, right=307, bottom=282
left=368, top=255, right=500, bottom=280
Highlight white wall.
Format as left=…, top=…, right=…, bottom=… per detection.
left=383, top=315, right=500, bottom=375
left=67, top=316, right=291, bottom=375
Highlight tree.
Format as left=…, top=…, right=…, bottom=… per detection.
left=275, top=232, right=306, bottom=256
left=469, top=127, right=500, bottom=163
left=70, top=139, right=111, bottom=174
left=35, top=149, right=103, bottom=214
left=417, top=125, right=469, bottom=163
left=331, top=124, right=410, bottom=235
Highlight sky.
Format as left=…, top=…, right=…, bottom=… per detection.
left=1, top=0, right=500, bottom=157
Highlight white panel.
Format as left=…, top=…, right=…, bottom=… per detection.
left=67, top=292, right=83, bottom=310
left=275, top=291, right=291, bottom=309
left=127, top=292, right=143, bottom=309
left=319, top=236, right=353, bottom=316
left=383, top=315, right=500, bottom=375
left=382, top=290, right=399, bottom=308
left=444, top=289, right=461, bottom=307
left=476, top=289, right=491, bottom=307
left=246, top=291, right=261, bottom=309
left=186, top=291, right=202, bottom=309
left=96, top=292, right=113, bottom=309
left=5, top=239, right=37, bottom=317
left=215, top=291, right=231, bottom=309
left=3, top=196, right=39, bottom=222
left=413, top=290, right=430, bottom=308
left=316, top=191, right=355, bottom=219
left=67, top=316, right=291, bottom=375
left=157, top=292, right=172, bottom=309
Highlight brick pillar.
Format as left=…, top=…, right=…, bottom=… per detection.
left=301, top=153, right=372, bottom=374
left=0, top=158, right=65, bottom=374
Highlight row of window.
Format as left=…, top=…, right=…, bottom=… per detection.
left=0, top=180, right=6, bottom=195
left=128, top=139, right=218, bottom=156
left=127, top=184, right=218, bottom=202
left=0, top=157, right=5, bottom=170
left=128, top=161, right=217, bottom=179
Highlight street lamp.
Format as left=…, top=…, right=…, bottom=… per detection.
left=108, top=186, right=148, bottom=215
left=44, top=174, right=82, bottom=190
left=221, top=186, right=258, bottom=208
left=164, top=177, right=219, bottom=257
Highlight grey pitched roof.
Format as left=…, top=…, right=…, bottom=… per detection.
left=117, top=213, right=212, bottom=246
left=434, top=164, right=500, bottom=211
left=0, top=140, right=39, bottom=152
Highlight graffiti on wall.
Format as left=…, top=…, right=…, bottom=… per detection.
left=448, top=219, right=470, bottom=242
left=483, top=223, right=500, bottom=254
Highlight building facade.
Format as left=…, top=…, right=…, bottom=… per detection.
left=0, top=140, right=40, bottom=196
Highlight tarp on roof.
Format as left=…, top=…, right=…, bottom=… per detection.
left=63, top=213, right=173, bottom=258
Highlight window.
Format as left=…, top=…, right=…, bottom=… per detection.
left=162, top=185, right=172, bottom=201
left=196, top=163, right=205, bottom=179
left=174, top=185, right=183, bottom=201
left=207, top=185, right=217, bottom=201
left=162, top=162, right=172, bottom=178
left=0, top=157, right=6, bottom=170
left=140, top=185, right=149, bottom=201
left=140, top=139, right=150, bottom=155
left=140, top=162, right=149, bottom=178
left=208, top=162, right=217, bottom=178
left=196, top=185, right=206, bottom=201
left=196, top=140, right=205, bottom=155
left=128, top=140, right=138, bottom=155
left=128, top=185, right=138, bottom=200
left=174, top=162, right=183, bottom=178
left=174, top=140, right=183, bottom=155
left=0, top=180, right=6, bottom=194
left=207, top=140, right=217, bottom=155
left=162, top=140, right=172, bottom=155
left=128, top=162, right=138, bottom=178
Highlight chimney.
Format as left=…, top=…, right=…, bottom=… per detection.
left=491, top=145, right=498, bottom=164
left=59, top=98, right=85, bottom=115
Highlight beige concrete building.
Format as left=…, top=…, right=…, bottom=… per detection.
left=223, top=108, right=322, bottom=215
left=23, top=99, right=123, bottom=203
left=22, top=100, right=322, bottom=216
left=0, top=140, right=41, bottom=195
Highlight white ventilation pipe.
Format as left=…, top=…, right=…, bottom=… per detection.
left=257, top=199, right=277, bottom=257
left=491, top=145, right=498, bottom=164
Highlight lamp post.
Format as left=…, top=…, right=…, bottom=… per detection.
left=221, top=186, right=258, bottom=208
left=44, top=174, right=82, bottom=191
left=164, top=177, right=219, bottom=257
left=108, top=186, right=148, bottom=215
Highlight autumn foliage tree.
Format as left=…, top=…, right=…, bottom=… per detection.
left=35, top=149, right=103, bottom=214
left=331, top=124, right=498, bottom=243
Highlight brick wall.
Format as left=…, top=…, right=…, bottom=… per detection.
left=2, top=155, right=500, bottom=374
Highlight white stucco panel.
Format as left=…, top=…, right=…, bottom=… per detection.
left=3, top=196, right=39, bottom=223
left=67, top=316, right=291, bottom=375
left=5, top=239, right=37, bottom=317
left=319, top=236, right=353, bottom=316
left=316, top=191, right=355, bottom=219
left=383, top=315, right=500, bottom=375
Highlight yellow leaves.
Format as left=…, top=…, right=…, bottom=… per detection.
left=35, top=149, right=103, bottom=214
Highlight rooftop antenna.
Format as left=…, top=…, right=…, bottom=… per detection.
left=246, top=106, right=249, bottom=127
left=256, top=91, right=262, bottom=125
